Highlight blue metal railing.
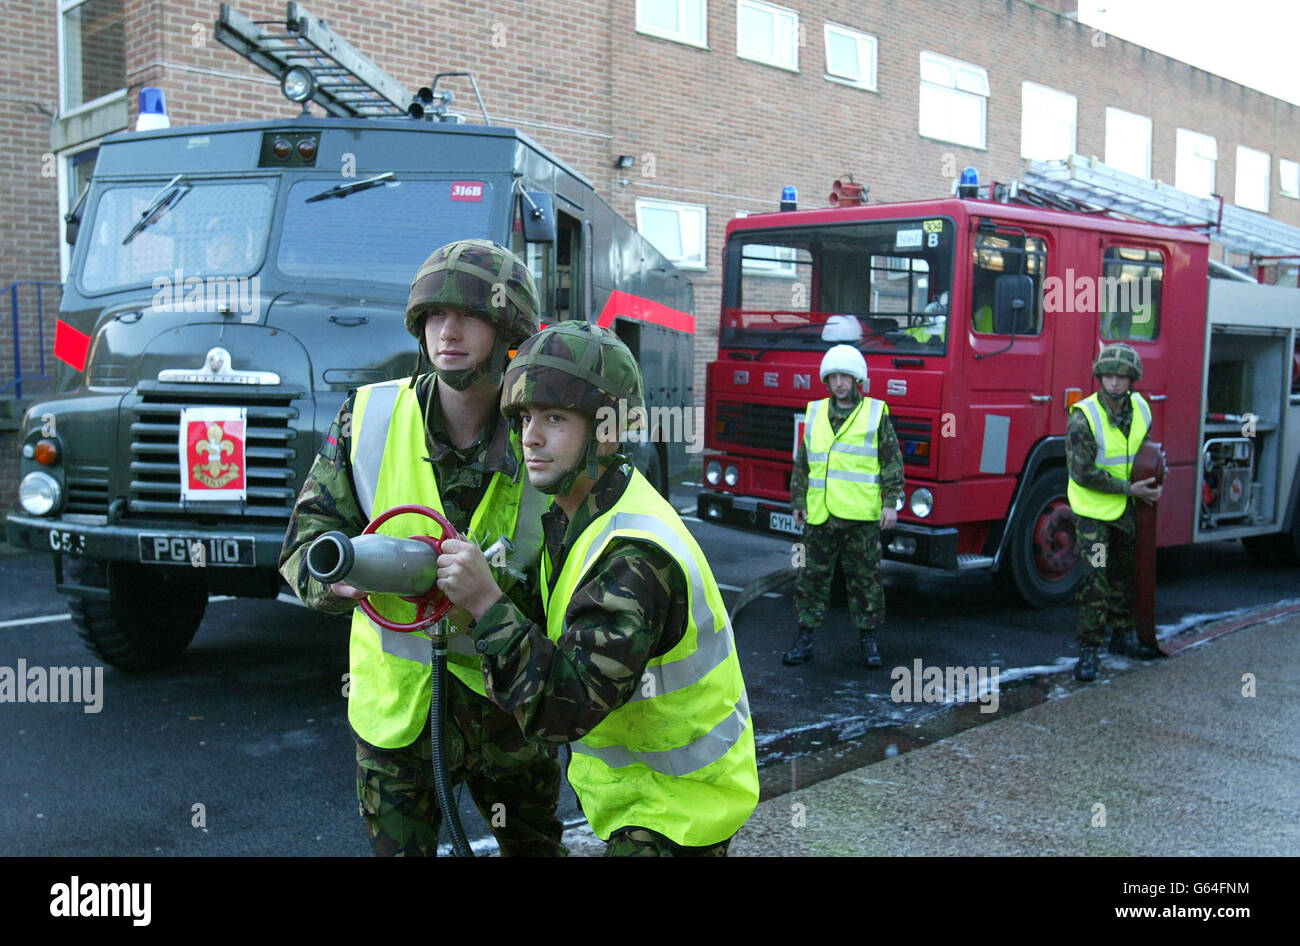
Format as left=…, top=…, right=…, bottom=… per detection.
left=2, top=281, right=63, bottom=399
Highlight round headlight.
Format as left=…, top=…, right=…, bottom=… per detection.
left=910, top=487, right=934, bottom=518
left=281, top=66, right=315, bottom=103
left=724, top=464, right=739, bottom=487
left=19, top=471, right=61, bottom=516
left=705, top=461, right=722, bottom=485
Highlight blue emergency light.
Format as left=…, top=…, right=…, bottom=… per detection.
left=780, top=186, right=797, bottom=211
left=137, top=87, right=169, bottom=131
left=958, top=166, right=979, bottom=198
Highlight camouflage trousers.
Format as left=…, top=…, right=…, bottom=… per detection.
left=355, top=673, right=566, bottom=856
left=793, top=518, right=885, bottom=630
left=604, top=827, right=732, bottom=857
left=1073, top=512, right=1136, bottom=647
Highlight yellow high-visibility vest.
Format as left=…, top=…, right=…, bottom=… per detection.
left=1067, top=392, right=1151, bottom=522
left=346, top=379, right=547, bottom=749
left=803, top=396, right=886, bottom=525
left=540, top=468, right=759, bottom=846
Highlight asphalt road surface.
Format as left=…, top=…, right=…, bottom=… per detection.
left=3, top=480, right=1297, bottom=856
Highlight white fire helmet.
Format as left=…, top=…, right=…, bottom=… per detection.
left=819, top=344, right=867, bottom=385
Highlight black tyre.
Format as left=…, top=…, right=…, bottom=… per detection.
left=68, top=560, right=208, bottom=671
left=997, top=469, right=1082, bottom=608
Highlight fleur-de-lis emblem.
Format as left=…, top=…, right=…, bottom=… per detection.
left=195, top=422, right=234, bottom=477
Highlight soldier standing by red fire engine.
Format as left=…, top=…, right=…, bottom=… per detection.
left=1067, top=343, right=1164, bottom=681
left=784, top=345, right=904, bottom=669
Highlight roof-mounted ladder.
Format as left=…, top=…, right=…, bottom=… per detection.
left=1017, top=155, right=1300, bottom=259
left=215, top=2, right=414, bottom=118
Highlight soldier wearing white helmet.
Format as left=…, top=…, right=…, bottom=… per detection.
left=784, top=344, right=905, bottom=668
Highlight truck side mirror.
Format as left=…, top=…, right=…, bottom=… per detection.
left=65, top=219, right=80, bottom=246
left=993, top=274, right=1035, bottom=334
left=520, top=190, right=556, bottom=243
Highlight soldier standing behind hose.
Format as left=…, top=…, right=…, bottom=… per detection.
left=784, top=344, right=905, bottom=669
left=278, top=240, right=565, bottom=855
left=1067, top=342, right=1164, bottom=682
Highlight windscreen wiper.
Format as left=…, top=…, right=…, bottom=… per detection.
left=306, top=172, right=396, bottom=203
left=733, top=322, right=827, bottom=361
left=121, top=174, right=191, bottom=245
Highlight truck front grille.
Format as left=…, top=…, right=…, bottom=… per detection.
left=128, top=393, right=300, bottom=518
left=65, top=465, right=110, bottom=515
left=714, top=400, right=796, bottom=454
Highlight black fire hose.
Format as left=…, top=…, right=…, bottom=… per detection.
left=430, top=630, right=473, bottom=858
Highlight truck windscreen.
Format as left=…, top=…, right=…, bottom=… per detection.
left=722, top=217, right=955, bottom=355
left=277, top=178, right=496, bottom=286
left=81, top=180, right=274, bottom=294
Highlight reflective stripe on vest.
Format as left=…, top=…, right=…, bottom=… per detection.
left=1067, top=392, right=1151, bottom=522
left=804, top=396, right=886, bottom=524
left=346, top=379, right=546, bottom=748
left=542, top=469, right=759, bottom=845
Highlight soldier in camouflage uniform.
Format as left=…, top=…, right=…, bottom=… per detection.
left=435, top=321, right=759, bottom=857
left=786, top=345, right=904, bottom=668
left=279, top=239, right=566, bottom=855
left=1067, top=342, right=1163, bottom=682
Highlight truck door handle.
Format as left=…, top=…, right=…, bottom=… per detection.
left=1148, top=394, right=1167, bottom=402
left=1030, top=394, right=1052, bottom=402
left=330, top=316, right=369, bottom=327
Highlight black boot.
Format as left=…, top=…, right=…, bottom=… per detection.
left=1109, top=627, right=1162, bottom=660
left=782, top=627, right=815, bottom=665
left=859, top=631, right=883, bottom=669
left=1074, top=644, right=1099, bottom=682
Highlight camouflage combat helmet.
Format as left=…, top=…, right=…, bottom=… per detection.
left=501, top=320, right=644, bottom=495
left=405, top=239, right=541, bottom=390
left=1092, top=342, right=1143, bottom=381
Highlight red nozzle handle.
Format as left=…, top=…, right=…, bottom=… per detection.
left=358, top=504, right=459, bottom=633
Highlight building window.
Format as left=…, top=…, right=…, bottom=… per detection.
left=823, top=23, right=877, bottom=91
left=918, top=51, right=989, bottom=149
left=1280, top=159, right=1300, bottom=200
left=60, top=0, right=125, bottom=113
left=636, top=199, right=707, bottom=270
left=636, top=0, right=708, bottom=48
left=736, top=0, right=799, bottom=72
left=1175, top=129, right=1218, bottom=198
left=1236, top=146, right=1271, bottom=212
left=1100, top=247, right=1163, bottom=342
left=1104, top=107, right=1152, bottom=179
left=1020, top=82, right=1076, bottom=162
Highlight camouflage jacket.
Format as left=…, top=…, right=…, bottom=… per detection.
left=790, top=395, right=905, bottom=520
left=278, top=374, right=524, bottom=614
left=467, top=461, right=690, bottom=744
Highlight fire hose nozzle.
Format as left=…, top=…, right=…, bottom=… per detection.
left=306, top=530, right=441, bottom=598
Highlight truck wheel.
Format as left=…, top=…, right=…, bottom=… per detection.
left=998, top=470, right=1082, bottom=608
left=68, top=561, right=208, bottom=671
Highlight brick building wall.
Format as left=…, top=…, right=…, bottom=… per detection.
left=2, top=0, right=1298, bottom=505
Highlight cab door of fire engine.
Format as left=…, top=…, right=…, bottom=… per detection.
left=962, top=219, right=1055, bottom=481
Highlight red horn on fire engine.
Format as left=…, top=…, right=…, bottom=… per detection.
left=829, top=178, right=867, bottom=207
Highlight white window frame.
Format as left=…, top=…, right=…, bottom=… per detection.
left=1019, top=81, right=1077, bottom=162
left=1104, top=107, right=1153, bottom=179
left=823, top=22, right=877, bottom=91
left=918, top=51, right=989, bottom=149
left=58, top=0, right=127, bottom=117
left=635, top=0, right=709, bottom=49
left=736, top=0, right=799, bottom=73
left=1236, top=146, right=1271, bottom=213
left=1280, top=158, right=1300, bottom=200
left=636, top=198, right=707, bottom=271
left=1174, top=128, right=1218, bottom=198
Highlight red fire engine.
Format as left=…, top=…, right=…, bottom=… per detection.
left=697, top=158, right=1300, bottom=607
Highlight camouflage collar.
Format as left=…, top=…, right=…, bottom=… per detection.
left=417, top=373, right=516, bottom=477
